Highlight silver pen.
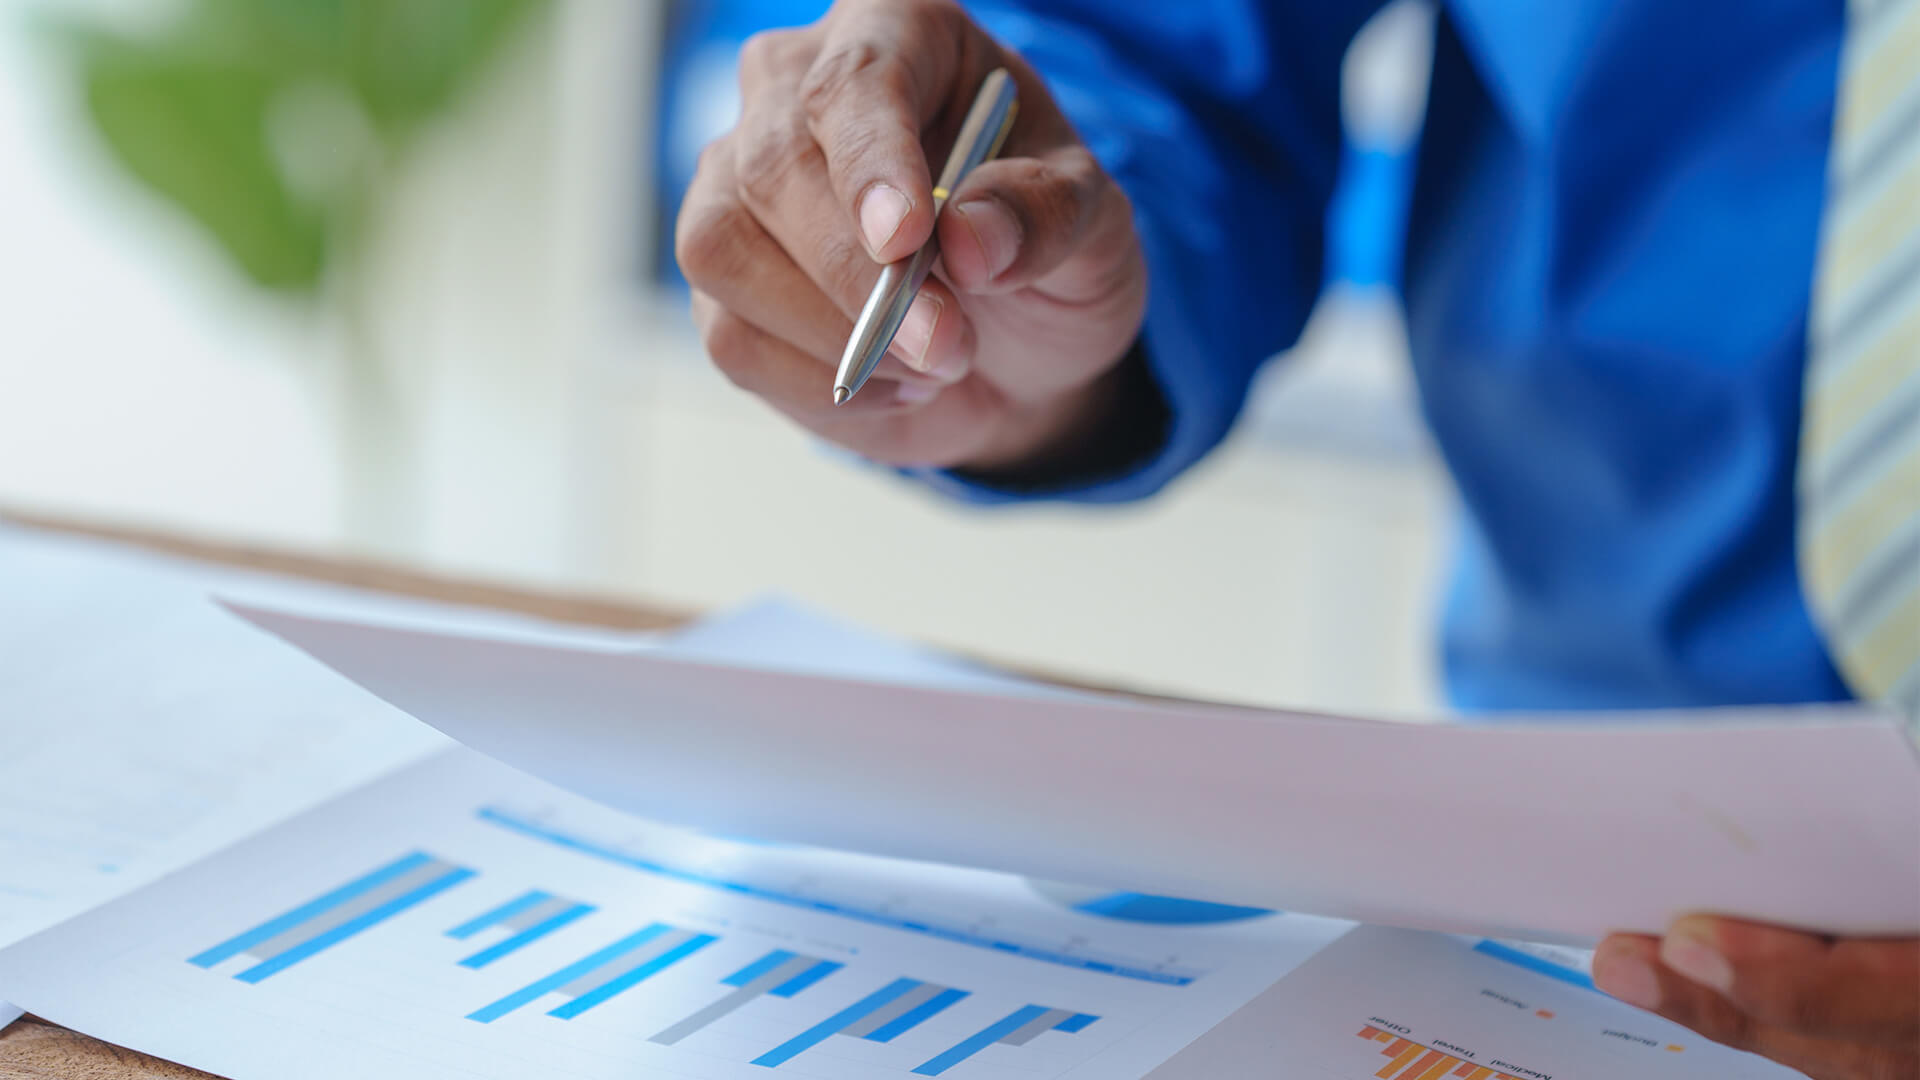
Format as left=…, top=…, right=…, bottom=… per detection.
left=833, top=68, right=1019, bottom=405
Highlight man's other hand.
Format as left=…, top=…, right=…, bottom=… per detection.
left=1594, top=915, right=1919, bottom=1079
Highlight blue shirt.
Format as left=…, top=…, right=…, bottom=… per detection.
left=936, top=0, right=1855, bottom=712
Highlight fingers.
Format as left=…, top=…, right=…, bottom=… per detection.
left=691, top=291, right=942, bottom=414
left=678, top=141, right=845, bottom=362
left=1658, top=916, right=1920, bottom=1043
left=730, top=95, right=972, bottom=379
left=886, top=282, right=975, bottom=381
left=801, top=0, right=988, bottom=261
left=1595, top=931, right=1920, bottom=1080
left=732, top=96, right=886, bottom=321
left=687, top=0, right=1143, bottom=462
left=691, top=291, right=1006, bottom=468
left=680, top=135, right=974, bottom=384
left=1595, top=935, right=1764, bottom=1044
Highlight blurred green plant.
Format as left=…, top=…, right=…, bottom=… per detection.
left=50, top=0, right=547, bottom=543
left=56, top=0, right=545, bottom=294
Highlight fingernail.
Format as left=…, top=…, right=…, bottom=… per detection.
left=1593, top=948, right=1663, bottom=1010
left=895, top=380, right=940, bottom=405
left=1661, top=932, right=1735, bottom=995
left=954, top=199, right=1021, bottom=279
left=893, top=293, right=943, bottom=373
left=859, top=184, right=911, bottom=257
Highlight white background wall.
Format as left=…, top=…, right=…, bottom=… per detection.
left=0, top=0, right=1453, bottom=714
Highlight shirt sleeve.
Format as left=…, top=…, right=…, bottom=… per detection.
left=909, top=0, right=1385, bottom=504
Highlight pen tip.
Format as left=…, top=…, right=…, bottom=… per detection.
left=833, top=386, right=850, bottom=406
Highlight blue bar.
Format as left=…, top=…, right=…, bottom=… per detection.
left=467, top=924, right=670, bottom=1023
left=913, top=1005, right=1048, bottom=1076
left=549, top=934, right=718, bottom=1019
left=477, top=808, right=1197, bottom=986
left=234, top=867, right=475, bottom=983
left=1054, top=1013, right=1099, bottom=1033
left=1474, top=940, right=1597, bottom=991
left=723, top=949, right=797, bottom=987
left=752, top=978, right=921, bottom=1068
left=461, top=903, right=593, bottom=968
left=1069, top=892, right=1271, bottom=925
left=865, top=987, right=969, bottom=1043
left=190, top=852, right=432, bottom=968
left=448, top=890, right=551, bottom=939
left=772, top=959, right=843, bottom=998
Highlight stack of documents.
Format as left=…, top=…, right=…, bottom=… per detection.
left=1, top=527, right=1915, bottom=1080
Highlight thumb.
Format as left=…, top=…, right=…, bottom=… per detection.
left=937, top=146, right=1130, bottom=296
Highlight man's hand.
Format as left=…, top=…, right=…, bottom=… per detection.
left=676, top=0, right=1148, bottom=473
left=1593, top=915, right=1919, bottom=1079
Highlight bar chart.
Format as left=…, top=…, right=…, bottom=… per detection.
left=751, top=976, right=970, bottom=1068
left=914, top=1005, right=1099, bottom=1076
left=651, top=949, right=844, bottom=1045
left=185, top=847, right=1116, bottom=1077
left=1177, top=927, right=1761, bottom=1080
left=468, top=922, right=717, bottom=1022
left=188, top=851, right=474, bottom=983
left=1359, top=1026, right=1522, bottom=1080
left=448, top=889, right=595, bottom=968
left=477, top=804, right=1205, bottom=985
left=132, top=754, right=1372, bottom=1080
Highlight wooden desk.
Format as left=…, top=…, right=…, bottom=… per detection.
left=0, top=513, right=693, bottom=1080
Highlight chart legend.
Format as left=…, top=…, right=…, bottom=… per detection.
left=1359, top=1025, right=1526, bottom=1080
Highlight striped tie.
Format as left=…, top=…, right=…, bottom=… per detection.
left=1799, top=0, right=1920, bottom=718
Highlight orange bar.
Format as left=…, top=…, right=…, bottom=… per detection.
left=1360, top=1026, right=1382, bottom=1040
left=1416, top=1057, right=1460, bottom=1080
left=1383, top=1038, right=1412, bottom=1057
left=1399, top=1051, right=1447, bottom=1078
left=1468, top=1070, right=1494, bottom=1080
left=1377, top=1030, right=1398, bottom=1042
left=1376, top=1044, right=1425, bottom=1078
left=1452, top=1064, right=1475, bottom=1077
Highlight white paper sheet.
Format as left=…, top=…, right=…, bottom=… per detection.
left=664, top=596, right=1069, bottom=696
left=236, top=605, right=1920, bottom=945
left=0, top=532, right=450, bottom=948
left=0, top=748, right=1808, bottom=1080
left=0, top=747, right=1355, bottom=1080
left=0, top=513, right=1143, bottom=957
left=0, top=1001, right=21, bottom=1031
left=0, top=516, right=1077, bottom=957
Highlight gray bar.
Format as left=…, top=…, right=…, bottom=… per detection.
left=1000, top=1008, right=1074, bottom=1047
left=502, top=895, right=576, bottom=931
left=245, top=859, right=457, bottom=962
left=843, top=982, right=947, bottom=1038
left=650, top=954, right=820, bottom=1046
left=559, top=929, right=693, bottom=996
